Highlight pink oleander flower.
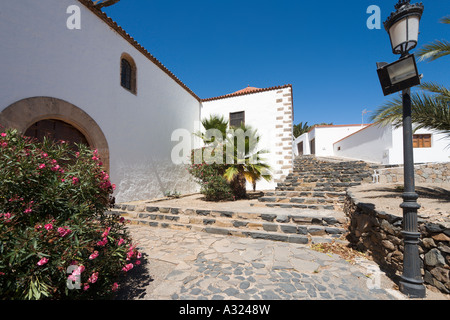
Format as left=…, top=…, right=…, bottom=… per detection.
left=37, top=257, right=49, bottom=266
left=112, top=184, right=116, bottom=191
left=2, top=213, right=11, bottom=220
left=51, top=165, right=60, bottom=172
left=69, top=265, right=85, bottom=278
left=24, top=208, right=32, bottom=214
left=89, top=251, right=99, bottom=260
left=111, top=283, right=119, bottom=292
left=118, top=238, right=125, bottom=246
left=101, top=227, right=111, bottom=238
left=1, top=133, right=6, bottom=137
left=83, top=284, right=90, bottom=291
left=38, top=164, right=46, bottom=169
left=58, top=227, right=72, bottom=238
left=41, top=153, right=48, bottom=158
left=122, top=263, right=133, bottom=272
left=1, top=142, right=7, bottom=148
left=88, top=272, right=99, bottom=284
left=44, top=223, right=53, bottom=231
left=97, top=237, right=108, bottom=247
left=72, top=177, right=79, bottom=185
left=92, top=156, right=99, bottom=161
left=135, top=260, right=141, bottom=266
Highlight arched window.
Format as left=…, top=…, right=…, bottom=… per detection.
left=120, top=53, right=137, bottom=94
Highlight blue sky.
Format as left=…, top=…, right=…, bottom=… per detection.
left=103, top=0, right=450, bottom=126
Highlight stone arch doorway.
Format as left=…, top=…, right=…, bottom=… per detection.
left=25, top=119, right=90, bottom=149
left=0, top=97, right=110, bottom=171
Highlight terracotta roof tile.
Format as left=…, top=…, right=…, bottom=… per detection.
left=202, top=84, right=292, bottom=102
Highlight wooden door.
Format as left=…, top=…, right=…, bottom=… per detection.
left=310, top=138, right=316, bottom=155
left=25, top=119, right=89, bottom=149
left=297, top=141, right=304, bottom=156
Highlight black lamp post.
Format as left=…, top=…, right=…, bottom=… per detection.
left=377, top=0, right=426, bottom=298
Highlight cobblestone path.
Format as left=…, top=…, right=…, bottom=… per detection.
left=116, top=225, right=405, bottom=300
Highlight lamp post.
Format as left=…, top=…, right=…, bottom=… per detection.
left=380, top=0, right=426, bottom=298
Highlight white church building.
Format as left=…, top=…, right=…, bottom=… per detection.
left=0, top=0, right=294, bottom=203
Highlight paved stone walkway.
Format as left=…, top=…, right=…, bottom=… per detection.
left=116, top=225, right=410, bottom=300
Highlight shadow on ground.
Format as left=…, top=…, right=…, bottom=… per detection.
left=115, top=253, right=153, bottom=300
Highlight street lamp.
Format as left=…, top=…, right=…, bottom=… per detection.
left=377, top=0, right=426, bottom=298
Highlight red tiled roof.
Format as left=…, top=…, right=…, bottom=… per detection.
left=202, top=84, right=292, bottom=102
left=232, top=86, right=261, bottom=95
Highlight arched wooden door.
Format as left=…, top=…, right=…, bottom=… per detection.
left=25, top=119, right=89, bottom=149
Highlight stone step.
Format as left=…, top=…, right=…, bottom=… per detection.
left=277, top=181, right=362, bottom=187
left=107, top=205, right=348, bottom=245
left=250, top=202, right=343, bottom=211
left=285, top=173, right=371, bottom=180
left=111, top=204, right=346, bottom=226
left=275, top=186, right=349, bottom=192
left=263, top=190, right=346, bottom=198
left=109, top=215, right=346, bottom=245
left=258, top=196, right=344, bottom=205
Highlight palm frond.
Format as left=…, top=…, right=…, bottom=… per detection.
left=371, top=91, right=450, bottom=137
left=417, top=40, right=450, bottom=62
left=419, top=82, right=450, bottom=101
left=223, top=166, right=240, bottom=182
left=440, top=16, right=450, bottom=25
left=370, top=94, right=404, bottom=127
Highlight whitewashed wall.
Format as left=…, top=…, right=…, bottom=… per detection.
left=333, top=124, right=393, bottom=164
left=389, top=127, right=450, bottom=165
left=0, top=0, right=201, bottom=202
left=293, top=132, right=311, bottom=156
left=333, top=124, right=450, bottom=165
left=295, top=125, right=366, bottom=157
left=202, top=87, right=294, bottom=190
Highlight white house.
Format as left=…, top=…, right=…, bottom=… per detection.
left=0, top=0, right=294, bottom=202
left=294, top=124, right=369, bottom=157
left=294, top=122, right=450, bottom=165
left=333, top=123, right=450, bottom=165
left=201, top=86, right=294, bottom=190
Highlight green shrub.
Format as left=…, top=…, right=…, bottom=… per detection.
left=0, top=129, right=140, bottom=300
left=188, top=149, right=234, bottom=201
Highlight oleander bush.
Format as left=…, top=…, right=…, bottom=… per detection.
left=188, top=149, right=234, bottom=201
left=0, top=129, right=140, bottom=300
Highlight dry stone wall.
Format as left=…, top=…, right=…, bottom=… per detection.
left=374, top=162, right=450, bottom=184
left=344, top=190, right=450, bottom=294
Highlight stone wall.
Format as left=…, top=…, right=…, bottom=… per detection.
left=344, top=191, right=450, bottom=294
left=374, top=162, right=450, bottom=184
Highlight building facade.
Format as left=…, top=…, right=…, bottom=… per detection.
left=202, top=86, right=294, bottom=190
left=0, top=0, right=294, bottom=202
left=294, top=123, right=450, bottom=165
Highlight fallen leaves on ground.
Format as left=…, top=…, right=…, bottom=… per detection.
left=310, top=240, right=368, bottom=265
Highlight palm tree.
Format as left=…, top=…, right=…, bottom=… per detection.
left=197, top=114, right=228, bottom=144
left=293, top=122, right=311, bottom=138
left=196, top=116, right=272, bottom=199
left=371, top=16, right=450, bottom=140
left=223, top=124, right=271, bottom=197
